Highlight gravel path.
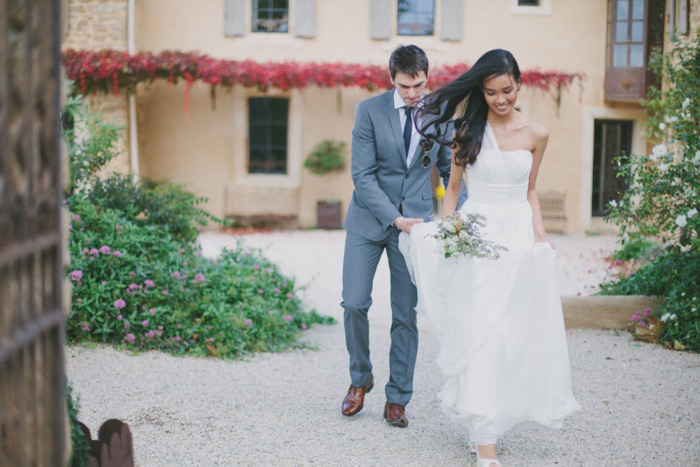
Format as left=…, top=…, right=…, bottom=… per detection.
left=66, top=231, right=700, bottom=466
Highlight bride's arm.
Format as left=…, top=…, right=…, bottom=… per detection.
left=442, top=147, right=465, bottom=219
left=527, top=123, right=554, bottom=247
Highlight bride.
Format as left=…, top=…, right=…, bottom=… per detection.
left=400, top=49, right=580, bottom=466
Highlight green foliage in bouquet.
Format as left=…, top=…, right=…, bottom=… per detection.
left=304, top=139, right=346, bottom=175
left=429, top=213, right=508, bottom=260
left=63, top=93, right=334, bottom=358
left=601, top=35, right=699, bottom=352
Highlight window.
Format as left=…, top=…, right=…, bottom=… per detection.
left=248, top=98, right=288, bottom=174
left=604, top=0, right=664, bottom=102
left=398, top=0, right=435, bottom=36
left=592, top=120, right=631, bottom=216
left=510, top=0, right=551, bottom=16
left=252, top=0, right=288, bottom=33
left=611, top=0, right=645, bottom=68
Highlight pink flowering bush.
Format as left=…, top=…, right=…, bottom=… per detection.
left=64, top=95, right=333, bottom=358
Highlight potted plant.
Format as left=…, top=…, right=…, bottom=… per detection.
left=304, top=140, right=347, bottom=229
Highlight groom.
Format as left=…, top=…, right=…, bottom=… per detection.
left=341, top=45, right=466, bottom=427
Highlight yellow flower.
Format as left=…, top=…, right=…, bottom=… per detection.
left=435, top=185, right=445, bottom=200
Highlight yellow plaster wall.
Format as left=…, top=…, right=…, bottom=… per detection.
left=130, top=0, right=650, bottom=232
left=62, top=0, right=131, bottom=175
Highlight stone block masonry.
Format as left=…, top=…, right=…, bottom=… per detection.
left=63, top=0, right=131, bottom=176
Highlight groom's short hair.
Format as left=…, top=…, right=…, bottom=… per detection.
left=389, top=45, right=429, bottom=80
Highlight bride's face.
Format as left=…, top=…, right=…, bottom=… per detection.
left=482, top=73, right=518, bottom=117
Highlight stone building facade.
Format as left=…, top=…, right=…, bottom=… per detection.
left=62, top=0, right=699, bottom=233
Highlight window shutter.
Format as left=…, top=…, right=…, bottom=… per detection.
left=295, top=0, right=316, bottom=38
left=224, top=0, right=245, bottom=37
left=370, top=0, right=392, bottom=40
left=440, top=0, right=463, bottom=41
left=679, top=0, right=689, bottom=35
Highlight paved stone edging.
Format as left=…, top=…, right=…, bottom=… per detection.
left=562, top=295, right=661, bottom=329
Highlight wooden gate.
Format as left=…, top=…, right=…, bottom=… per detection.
left=0, top=0, right=67, bottom=465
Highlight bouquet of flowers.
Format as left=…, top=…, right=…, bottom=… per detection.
left=428, top=213, right=508, bottom=260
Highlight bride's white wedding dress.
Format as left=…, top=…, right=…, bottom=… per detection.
left=399, top=124, right=580, bottom=444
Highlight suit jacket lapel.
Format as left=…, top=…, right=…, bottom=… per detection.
left=385, top=91, right=407, bottom=162
left=407, top=140, right=426, bottom=171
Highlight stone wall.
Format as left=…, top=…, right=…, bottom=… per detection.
left=63, top=0, right=127, bottom=50
left=62, top=0, right=131, bottom=175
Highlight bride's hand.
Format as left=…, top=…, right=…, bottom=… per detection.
left=395, top=217, right=424, bottom=234
left=535, top=231, right=555, bottom=249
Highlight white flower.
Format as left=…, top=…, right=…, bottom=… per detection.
left=670, top=116, right=678, bottom=122
left=659, top=122, right=667, bottom=131
left=682, top=97, right=691, bottom=109
left=652, top=144, right=668, bottom=157
left=657, top=163, right=669, bottom=172
left=649, top=153, right=659, bottom=163
left=608, top=200, right=618, bottom=208
left=675, top=214, right=688, bottom=227
left=661, top=313, right=671, bottom=322
left=680, top=244, right=693, bottom=253
left=688, top=208, right=698, bottom=218
left=670, top=314, right=677, bottom=320
left=694, top=151, right=700, bottom=164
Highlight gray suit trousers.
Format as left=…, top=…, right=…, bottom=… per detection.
left=341, top=229, right=418, bottom=406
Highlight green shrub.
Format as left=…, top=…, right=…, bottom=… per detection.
left=599, top=251, right=700, bottom=352
left=600, top=35, right=699, bottom=352
left=304, top=139, right=346, bottom=175
left=64, top=92, right=334, bottom=358
left=67, top=385, right=90, bottom=467
left=88, top=174, right=217, bottom=246
left=609, top=238, right=663, bottom=262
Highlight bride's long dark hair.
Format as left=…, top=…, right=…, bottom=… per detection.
left=415, top=49, right=521, bottom=166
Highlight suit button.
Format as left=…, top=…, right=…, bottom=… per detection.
left=401, top=196, right=406, bottom=201
left=405, top=173, right=409, bottom=178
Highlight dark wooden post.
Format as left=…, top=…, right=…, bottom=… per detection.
left=0, top=0, right=67, bottom=465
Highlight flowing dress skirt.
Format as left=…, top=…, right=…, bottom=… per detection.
left=399, top=197, right=580, bottom=444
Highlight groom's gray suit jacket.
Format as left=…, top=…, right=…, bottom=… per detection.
left=343, top=90, right=466, bottom=240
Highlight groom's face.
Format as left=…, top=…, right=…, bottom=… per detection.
left=392, top=71, right=428, bottom=108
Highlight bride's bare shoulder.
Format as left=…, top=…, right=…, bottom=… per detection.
left=526, top=120, right=549, bottom=142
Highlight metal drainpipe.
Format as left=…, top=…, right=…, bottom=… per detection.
left=128, top=0, right=139, bottom=177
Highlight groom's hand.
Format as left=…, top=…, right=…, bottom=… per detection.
left=394, top=217, right=424, bottom=234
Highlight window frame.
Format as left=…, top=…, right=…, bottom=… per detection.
left=397, top=0, right=436, bottom=36
left=591, top=119, right=632, bottom=217
left=251, top=0, right=290, bottom=34
left=608, top=0, right=648, bottom=69
left=247, top=97, right=290, bottom=175
left=509, top=0, right=551, bottom=16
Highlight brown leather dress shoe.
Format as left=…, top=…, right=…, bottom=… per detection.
left=341, top=374, right=374, bottom=416
left=383, top=402, right=408, bottom=428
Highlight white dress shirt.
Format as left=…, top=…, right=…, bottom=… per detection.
left=394, top=89, right=421, bottom=167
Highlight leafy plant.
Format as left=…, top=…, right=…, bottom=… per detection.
left=304, top=140, right=346, bottom=175
left=67, top=384, right=90, bottom=467
left=600, top=34, right=699, bottom=352
left=62, top=93, right=124, bottom=196
left=64, top=94, right=334, bottom=358
left=609, top=238, right=663, bottom=262
left=605, top=35, right=699, bottom=251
